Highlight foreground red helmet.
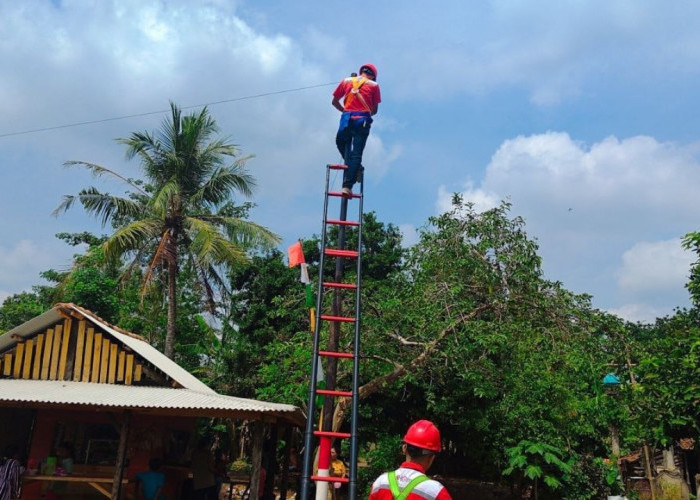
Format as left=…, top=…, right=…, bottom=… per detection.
left=359, top=63, right=378, bottom=79
left=403, top=420, right=441, bottom=453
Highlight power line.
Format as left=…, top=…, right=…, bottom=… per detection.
left=0, top=82, right=336, bottom=139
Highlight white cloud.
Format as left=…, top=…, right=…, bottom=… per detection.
left=617, top=239, right=693, bottom=292
left=482, top=132, right=700, bottom=235
left=443, top=132, right=700, bottom=319
left=380, top=1, right=700, bottom=104
left=362, top=136, right=403, bottom=186
left=606, top=303, right=669, bottom=324
left=399, top=224, right=419, bottom=248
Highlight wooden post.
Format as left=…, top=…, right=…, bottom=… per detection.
left=249, top=420, right=264, bottom=500
left=264, top=424, right=278, bottom=500
left=112, top=411, right=132, bottom=500
left=643, top=442, right=657, bottom=500
left=279, top=425, right=292, bottom=500
left=663, top=445, right=676, bottom=470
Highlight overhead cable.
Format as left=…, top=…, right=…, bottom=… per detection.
left=0, top=82, right=336, bottom=139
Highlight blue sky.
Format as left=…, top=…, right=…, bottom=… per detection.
left=2, top=0, right=700, bottom=322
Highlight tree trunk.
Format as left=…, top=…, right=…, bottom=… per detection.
left=164, top=243, right=178, bottom=359
left=610, top=424, right=620, bottom=456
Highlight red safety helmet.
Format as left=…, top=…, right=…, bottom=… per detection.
left=403, top=420, right=441, bottom=453
left=359, top=63, right=378, bottom=80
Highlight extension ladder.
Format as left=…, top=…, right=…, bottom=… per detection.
left=300, top=164, right=364, bottom=500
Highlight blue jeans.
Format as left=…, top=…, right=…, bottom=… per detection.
left=336, top=117, right=370, bottom=190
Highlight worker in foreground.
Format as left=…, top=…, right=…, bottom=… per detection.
left=332, top=63, right=381, bottom=196
left=368, top=420, right=453, bottom=499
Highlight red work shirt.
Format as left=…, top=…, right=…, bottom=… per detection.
left=333, top=77, right=381, bottom=113
left=368, top=461, right=452, bottom=500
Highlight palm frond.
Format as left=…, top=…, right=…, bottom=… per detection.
left=63, top=161, right=147, bottom=195
left=102, top=218, right=163, bottom=261
left=141, top=231, right=171, bottom=295
left=53, top=188, right=143, bottom=226
left=192, top=163, right=256, bottom=206
left=184, top=217, right=249, bottom=268
left=215, top=215, right=280, bottom=249
left=117, top=131, right=171, bottom=185
left=150, top=179, right=181, bottom=218
left=189, top=215, right=279, bottom=250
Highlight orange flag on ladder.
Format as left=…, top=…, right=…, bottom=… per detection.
left=288, top=241, right=306, bottom=267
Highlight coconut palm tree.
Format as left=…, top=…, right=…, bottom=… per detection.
left=54, top=102, right=279, bottom=358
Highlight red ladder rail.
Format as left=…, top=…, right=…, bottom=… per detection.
left=325, top=249, right=358, bottom=258
left=326, top=219, right=360, bottom=226
left=319, top=350, right=354, bottom=359
left=323, top=281, right=357, bottom=290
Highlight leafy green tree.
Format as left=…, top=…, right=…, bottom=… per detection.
left=54, top=103, right=279, bottom=358
left=0, top=291, right=52, bottom=333
left=682, top=231, right=700, bottom=307
left=243, top=198, right=614, bottom=496
left=222, top=248, right=309, bottom=397
left=503, top=440, right=572, bottom=499
left=623, top=309, right=700, bottom=446
left=52, top=234, right=121, bottom=321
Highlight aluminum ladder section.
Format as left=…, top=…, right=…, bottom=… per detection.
left=300, top=163, right=364, bottom=500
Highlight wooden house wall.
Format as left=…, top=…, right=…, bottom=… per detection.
left=0, top=317, right=146, bottom=385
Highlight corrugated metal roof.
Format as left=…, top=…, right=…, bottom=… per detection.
left=0, top=379, right=305, bottom=425
left=1, top=304, right=214, bottom=394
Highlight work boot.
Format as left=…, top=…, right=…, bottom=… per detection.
left=341, top=187, right=352, bottom=197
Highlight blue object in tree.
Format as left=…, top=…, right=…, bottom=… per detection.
left=603, top=373, right=621, bottom=387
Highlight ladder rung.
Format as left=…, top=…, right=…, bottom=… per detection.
left=323, top=281, right=357, bottom=290
left=314, top=430, right=352, bottom=439
left=329, top=191, right=362, bottom=199
left=325, top=249, right=359, bottom=258
left=319, top=350, right=354, bottom=359
left=316, top=388, right=353, bottom=397
left=312, top=476, right=350, bottom=484
left=327, top=164, right=348, bottom=170
left=326, top=219, right=360, bottom=227
left=320, top=315, right=356, bottom=323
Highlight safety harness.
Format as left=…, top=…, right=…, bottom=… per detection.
left=344, top=76, right=372, bottom=113
left=387, top=471, right=429, bottom=500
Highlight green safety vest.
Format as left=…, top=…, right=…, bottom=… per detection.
left=387, top=470, right=429, bottom=500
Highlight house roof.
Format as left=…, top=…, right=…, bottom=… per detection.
left=1, top=303, right=213, bottom=393
left=0, top=303, right=306, bottom=426
left=0, top=379, right=304, bottom=425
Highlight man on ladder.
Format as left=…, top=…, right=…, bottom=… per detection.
left=332, top=63, right=381, bottom=197
left=368, top=420, right=453, bottom=500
